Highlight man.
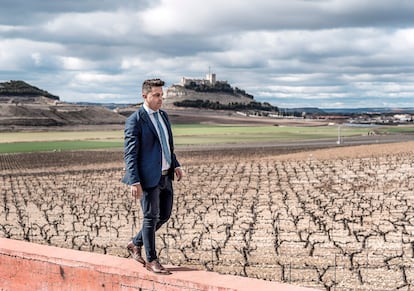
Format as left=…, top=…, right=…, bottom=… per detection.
left=122, top=78, right=183, bottom=275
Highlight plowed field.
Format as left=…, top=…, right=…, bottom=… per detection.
left=1, top=141, right=413, bottom=290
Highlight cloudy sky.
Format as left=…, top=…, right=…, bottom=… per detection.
left=1, top=0, right=413, bottom=108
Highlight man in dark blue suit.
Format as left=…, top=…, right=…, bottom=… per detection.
left=122, top=78, right=183, bottom=274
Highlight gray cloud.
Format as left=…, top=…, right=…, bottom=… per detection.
left=0, top=0, right=413, bottom=108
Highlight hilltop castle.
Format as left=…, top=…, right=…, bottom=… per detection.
left=166, top=72, right=229, bottom=98
left=179, top=73, right=224, bottom=87
left=164, top=73, right=254, bottom=107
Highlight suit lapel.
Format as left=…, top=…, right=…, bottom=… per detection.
left=139, top=107, right=158, bottom=138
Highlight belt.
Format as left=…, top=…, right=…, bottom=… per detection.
left=162, top=169, right=169, bottom=176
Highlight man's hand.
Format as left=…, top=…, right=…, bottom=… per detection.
left=175, top=167, right=184, bottom=181
left=130, top=184, right=143, bottom=202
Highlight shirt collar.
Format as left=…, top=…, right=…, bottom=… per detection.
left=143, top=104, right=158, bottom=115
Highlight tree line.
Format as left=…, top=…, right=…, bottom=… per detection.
left=173, top=99, right=279, bottom=112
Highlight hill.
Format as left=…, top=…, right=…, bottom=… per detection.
left=0, top=80, right=126, bottom=130
left=0, top=80, right=59, bottom=101
left=162, top=73, right=278, bottom=113
left=0, top=78, right=333, bottom=130
left=164, top=85, right=254, bottom=107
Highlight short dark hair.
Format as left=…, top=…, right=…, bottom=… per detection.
left=142, top=78, right=165, bottom=94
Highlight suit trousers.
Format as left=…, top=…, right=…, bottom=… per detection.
left=133, top=175, right=173, bottom=262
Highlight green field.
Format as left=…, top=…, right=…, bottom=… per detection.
left=172, top=124, right=368, bottom=145
left=1, top=124, right=413, bottom=153
left=0, top=140, right=122, bottom=153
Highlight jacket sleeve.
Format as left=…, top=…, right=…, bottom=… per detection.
left=122, top=112, right=140, bottom=185
left=172, top=153, right=180, bottom=169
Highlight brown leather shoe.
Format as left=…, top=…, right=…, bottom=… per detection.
left=127, top=241, right=145, bottom=265
left=145, top=259, right=171, bottom=275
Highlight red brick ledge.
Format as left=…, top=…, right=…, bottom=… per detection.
left=0, top=238, right=317, bottom=291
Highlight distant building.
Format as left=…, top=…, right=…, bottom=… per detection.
left=164, top=72, right=255, bottom=106
left=180, top=73, right=224, bottom=87
left=393, top=114, right=412, bottom=122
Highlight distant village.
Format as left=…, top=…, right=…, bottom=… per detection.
left=268, top=108, right=414, bottom=125
left=245, top=109, right=414, bottom=125
left=346, top=113, right=413, bottom=125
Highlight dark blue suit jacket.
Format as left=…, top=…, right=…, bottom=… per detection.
left=122, top=107, right=180, bottom=188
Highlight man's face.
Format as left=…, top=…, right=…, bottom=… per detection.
left=143, top=86, right=163, bottom=111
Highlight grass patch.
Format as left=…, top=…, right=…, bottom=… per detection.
left=0, top=130, right=123, bottom=143
left=377, top=125, right=414, bottom=134
left=172, top=125, right=368, bottom=145
left=0, top=140, right=122, bottom=153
